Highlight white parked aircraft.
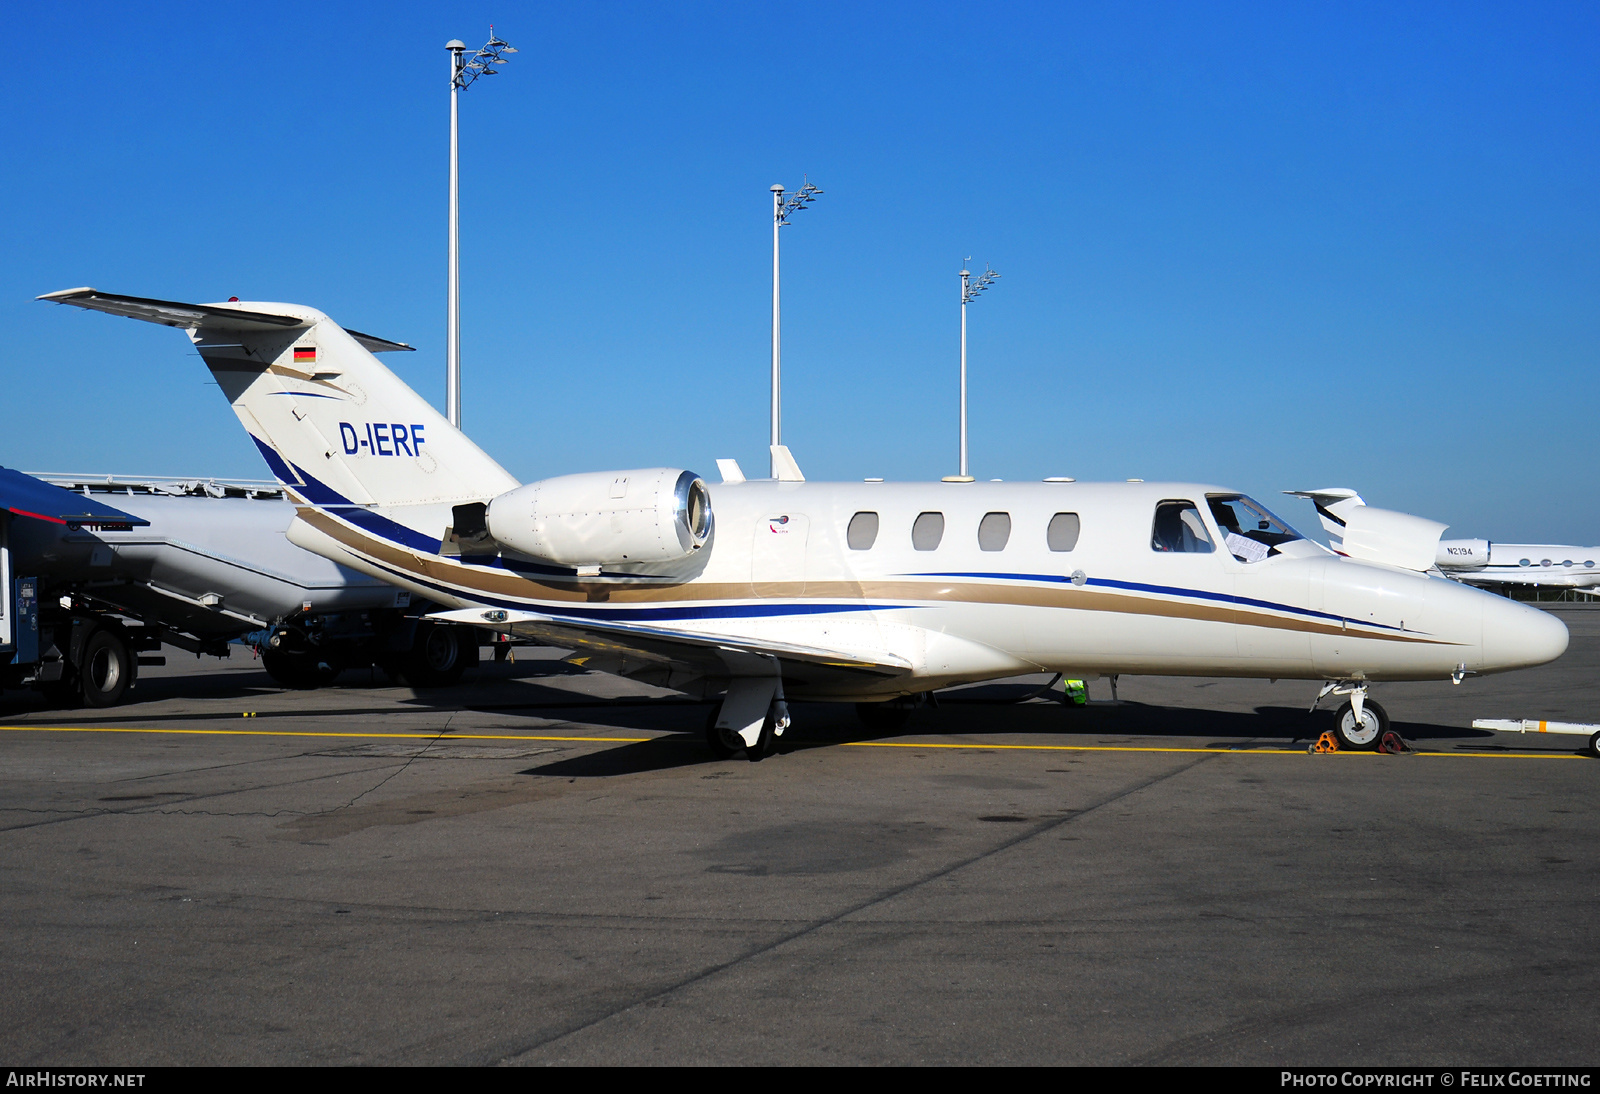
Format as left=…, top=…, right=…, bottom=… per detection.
left=1287, top=488, right=1600, bottom=594
left=41, top=289, right=1569, bottom=756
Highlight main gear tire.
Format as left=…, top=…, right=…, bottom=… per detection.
left=705, top=703, right=745, bottom=760
left=401, top=624, right=476, bottom=688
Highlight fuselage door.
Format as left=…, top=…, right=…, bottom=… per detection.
left=1145, top=499, right=1239, bottom=659
left=752, top=513, right=809, bottom=598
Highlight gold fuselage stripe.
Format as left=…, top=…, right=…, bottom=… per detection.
left=297, top=508, right=1454, bottom=646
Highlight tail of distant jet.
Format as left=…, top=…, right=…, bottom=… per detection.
left=37, top=289, right=519, bottom=509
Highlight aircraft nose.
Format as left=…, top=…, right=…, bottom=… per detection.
left=1481, top=598, right=1568, bottom=672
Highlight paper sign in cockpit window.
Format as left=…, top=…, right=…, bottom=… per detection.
left=1225, top=532, right=1271, bottom=563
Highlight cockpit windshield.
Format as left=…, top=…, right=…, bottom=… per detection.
left=1206, top=495, right=1304, bottom=563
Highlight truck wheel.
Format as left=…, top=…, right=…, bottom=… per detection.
left=79, top=629, right=132, bottom=708
left=402, top=624, right=475, bottom=688
left=261, top=650, right=342, bottom=689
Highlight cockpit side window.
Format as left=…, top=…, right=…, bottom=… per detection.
left=1206, top=494, right=1304, bottom=563
left=1151, top=500, right=1214, bottom=553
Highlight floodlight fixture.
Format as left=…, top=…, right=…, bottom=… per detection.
left=957, top=261, right=1001, bottom=478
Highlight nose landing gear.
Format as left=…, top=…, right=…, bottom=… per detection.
left=1312, top=681, right=1390, bottom=751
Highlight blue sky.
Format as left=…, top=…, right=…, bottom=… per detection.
left=4, top=2, right=1597, bottom=543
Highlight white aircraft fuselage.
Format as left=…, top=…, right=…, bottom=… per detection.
left=1448, top=543, right=1600, bottom=591
left=288, top=476, right=1567, bottom=700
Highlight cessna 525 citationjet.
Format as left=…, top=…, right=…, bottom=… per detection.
left=40, top=289, right=1569, bottom=758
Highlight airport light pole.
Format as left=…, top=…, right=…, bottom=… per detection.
left=770, top=178, right=822, bottom=477
left=446, top=31, right=517, bottom=430
left=957, top=262, right=1000, bottom=480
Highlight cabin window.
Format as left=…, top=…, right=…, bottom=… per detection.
left=1046, top=512, right=1080, bottom=552
left=912, top=512, right=945, bottom=551
left=1151, top=500, right=1213, bottom=553
left=978, top=512, right=1012, bottom=552
left=846, top=511, right=879, bottom=550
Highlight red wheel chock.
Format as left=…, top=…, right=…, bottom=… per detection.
left=1378, top=731, right=1414, bottom=755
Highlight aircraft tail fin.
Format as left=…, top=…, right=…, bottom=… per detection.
left=39, top=289, right=519, bottom=509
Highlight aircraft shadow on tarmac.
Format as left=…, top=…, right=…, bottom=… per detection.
left=3, top=657, right=1511, bottom=773
left=517, top=697, right=1503, bottom=780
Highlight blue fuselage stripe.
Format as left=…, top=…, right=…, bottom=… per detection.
left=908, top=570, right=1393, bottom=631
left=353, top=550, right=888, bottom=621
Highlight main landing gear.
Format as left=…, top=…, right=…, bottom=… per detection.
left=1311, top=681, right=1390, bottom=751
left=705, top=676, right=790, bottom=762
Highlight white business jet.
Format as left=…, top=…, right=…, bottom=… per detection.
left=1288, top=488, right=1600, bottom=594
left=40, top=289, right=1569, bottom=757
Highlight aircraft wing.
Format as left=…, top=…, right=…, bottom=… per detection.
left=37, top=288, right=414, bottom=352
left=426, top=605, right=913, bottom=694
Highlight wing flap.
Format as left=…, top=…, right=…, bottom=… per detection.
left=426, top=606, right=912, bottom=679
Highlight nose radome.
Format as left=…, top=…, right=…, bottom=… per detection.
left=1482, top=599, right=1568, bottom=672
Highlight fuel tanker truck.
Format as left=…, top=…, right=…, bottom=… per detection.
left=0, top=466, right=484, bottom=706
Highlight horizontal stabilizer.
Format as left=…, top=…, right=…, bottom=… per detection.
left=37, top=288, right=413, bottom=352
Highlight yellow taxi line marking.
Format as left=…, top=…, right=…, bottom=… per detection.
left=840, top=740, right=1580, bottom=759
left=0, top=726, right=1580, bottom=759
left=0, top=726, right=650, bottom=743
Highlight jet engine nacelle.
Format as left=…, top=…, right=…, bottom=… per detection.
left=484, top=468, right=712, bottom=567
left=1435, top=539, right=1491, bottom=572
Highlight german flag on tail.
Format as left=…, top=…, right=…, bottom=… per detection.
left=293, top=346, right=316, bottom=364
